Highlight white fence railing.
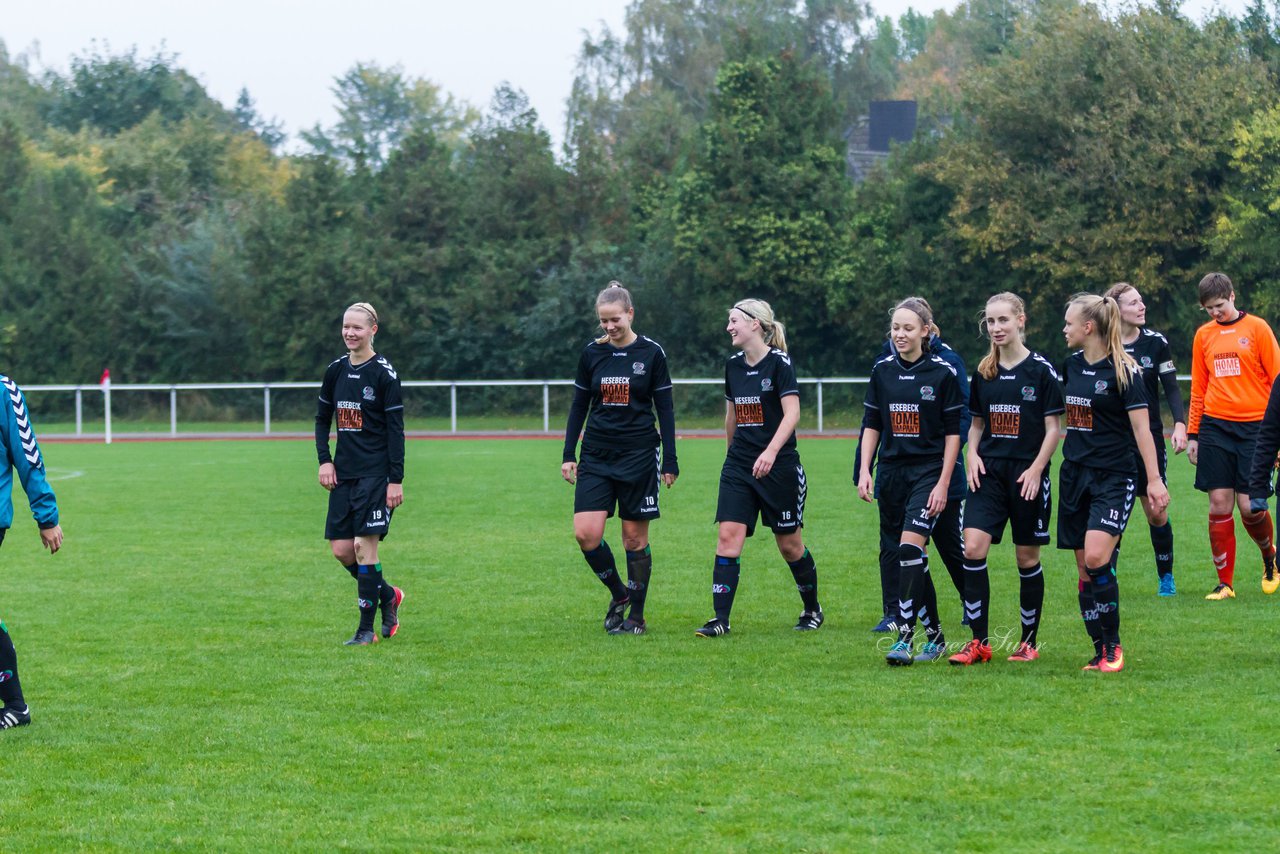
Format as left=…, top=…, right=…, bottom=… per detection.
left=23, top=375, right=1194, bottom=443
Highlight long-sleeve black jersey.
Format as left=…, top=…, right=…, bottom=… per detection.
left=969, top=352, right=1064, bottom=461
left=315, top=353, right=405, bottom=482
left=863, top=352, right=963, bottom=462
left=724, top=348, right=800, bottom=464
left=562, top=335, right=678, bottom=474
left=1061, top=351, right=1148, bottom=472
left=1124, top=328, right=1185, bottom=437
left=1248, top=381, right=1280, bottom=500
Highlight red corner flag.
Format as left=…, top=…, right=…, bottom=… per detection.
left=100, top=369, right=111, bottom=385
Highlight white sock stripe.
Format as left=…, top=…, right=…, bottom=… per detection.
left=963, top=562, right=988, bottom=572
left=900, top=557, right=924, bottom=567
left=1019, top=566, right=1044, bottom=578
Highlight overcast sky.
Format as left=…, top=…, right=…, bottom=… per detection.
left=1, top=0, right=1252, bottom=150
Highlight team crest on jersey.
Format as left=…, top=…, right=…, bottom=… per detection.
left=1241, top=337, right=1251, bottom=348
left=1140, top=356, right=1153, bottom=368
left=920, top=385, right=935, bottom=401
left=632, top=361, right=645, bottom=375
left=362, top=386, right=375, bottom=401
left=1021, top=386, right=1036, bottom=401
left=761, top=378, right=773, bottom=391
left=1094, top=380, right=1108, bottom=394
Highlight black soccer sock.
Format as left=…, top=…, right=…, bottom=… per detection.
left=356, top=565, right=379, bottom=633
left=583, top=541, right=628, bottom=600
left=0, top=620, right=23, bottom=708
left=1110, top=538, right=1122, bottom=573
left=1089, top=564, right=1120, bottom=647
left=1078, top=579, right=1103, bottom=657
left=934, top=502, right=968, bottom=600
left=962, top=560, right=990, bottom=643
left=375, top=562, right=395, bottom=607
left=713, top=555, right=741, bottom=622
left=917, top=555, right=944, bottom=646
left=1151, top=522, right=1174, bottom=578
left=625, top=546, right=653, bottom=622
left=787, top=549, right=820, bottom=612
left=343, top=561, right=359, bottom=580
left=878, top=542, right=898, bottom=618
left=896, top=543, right=926, bottom=644
left=1018, top=563, right=1045, bottom=647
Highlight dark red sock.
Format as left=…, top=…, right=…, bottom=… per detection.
left=1242, top=510, right=1276, bottom=559
left=1209, top=513, right=1237, bottom=587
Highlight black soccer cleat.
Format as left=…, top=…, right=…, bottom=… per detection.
left=344, top=629, right=379, bottom=646
left=608, top=618, right=647, bottom=635
left=0, top=704, right=30, bottom=730
left=794, top=609, right=824, bottom=631
left=694, top=617, right=730, bottom=638
left=381, top=586, right=404, bottom=639
left=604, top=596, right=629, bottom=632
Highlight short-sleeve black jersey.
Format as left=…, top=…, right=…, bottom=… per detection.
left=573, top=336, right=673, bottom=453
left=1124, top=328, right=1177, bottom=436
left=969, top=352, right=1065, bottom=461
left=863, top=353, right=963, bottom=462
left=1061, top=351, right=1148, bottom=472
left=316, top=353, right=405, bottom=482
left=724, top=348, right=800, bottom=463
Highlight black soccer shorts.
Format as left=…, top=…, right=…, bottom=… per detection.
left=1057, top=461, right=1135, bottom=550
left=715, top=454, right=806, bottom=537
left=1194, top=416, right=1259, bottom=493
left=325, top=475, right=392, bottom=540
left=875, top=459, right=946, bottom=541
left=574, top=446, right=661, bottom=521
left=966, top=457, right=1052, bottom=546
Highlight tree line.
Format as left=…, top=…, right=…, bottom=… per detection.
left=3, top=0, right=1280, bottom=385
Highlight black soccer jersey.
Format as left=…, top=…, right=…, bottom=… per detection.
left=969, top=352, right=1065, bottom=461
left=724, top=348, right=800, bottom=463
left=1061, top=351, right=1148, bottom=472
left=315, top=353, right=405, bottom=482
left=1123, top=328, right=1180, bottom=436
left=863, top=352, right=963, bottom=462
left=568, top=335, right=674, bottom=454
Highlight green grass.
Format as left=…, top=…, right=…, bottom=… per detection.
left=0, top=436, right=1275, bottom=850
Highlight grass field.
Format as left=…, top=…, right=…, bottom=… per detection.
left=1, top=436, right=1277, bottom=850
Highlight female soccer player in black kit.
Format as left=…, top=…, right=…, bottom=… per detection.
left=562, top=283, right=678, bottom=635
left=859, top=297, right=963, bottom=665
left=695, top=299, right=821, bottom=637
left=950, top=293, right=1063, bottom=666
left=1059, top=294, right=1169, bottom=673
left=315, top=302, right=405, bottom=646
left=1103, top=282, right=1187, bottom=596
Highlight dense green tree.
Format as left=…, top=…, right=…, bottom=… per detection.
left=43, top=46, right=231, bottom=135
left=302, top=62, right=478, bottom=170
left=929, top=3, right=1270, bottom=337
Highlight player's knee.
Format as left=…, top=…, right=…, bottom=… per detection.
left=574, top=528, right=601, bottom=551
left=330, top=540, right=356, bottom=564
left=621, top=534, right=647, bottom=552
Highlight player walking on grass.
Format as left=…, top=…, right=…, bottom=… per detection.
left=1186, top=273, right=1280, bottom=600
left=1059, top=295, right=1169, bottom=673
left=957, top=295, right=1064, bottom=665
left=858, top=298, right=963, bottom=666
left=1104, top=282, right=1188, bottom=597
left=316, top=302, right=405, bottom=646
left=562, top=283, right=678, bottom=635
left=858, top=303, right=971, bottom=634
left=0, top=372, right=62, bottom=730
left=950, top=294, right=1062, bottom=666
left=695, top=299, right=821, bottom=637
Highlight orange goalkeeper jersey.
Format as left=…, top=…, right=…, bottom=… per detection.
left=1188, top=311, right=1280, bottom=433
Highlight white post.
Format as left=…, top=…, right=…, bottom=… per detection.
left=170, top=388, right=178, bottom=436
left=543, top=383, right=550, bottom=433
left=450, top=384, right=458, bottom=433
left=75, top=388, right=83, bottom=436
left=817, top=380, right=824, bottom=433
left=263, top=386, right=271, bottom=435
left=103, top=384, right=112, bottom=445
